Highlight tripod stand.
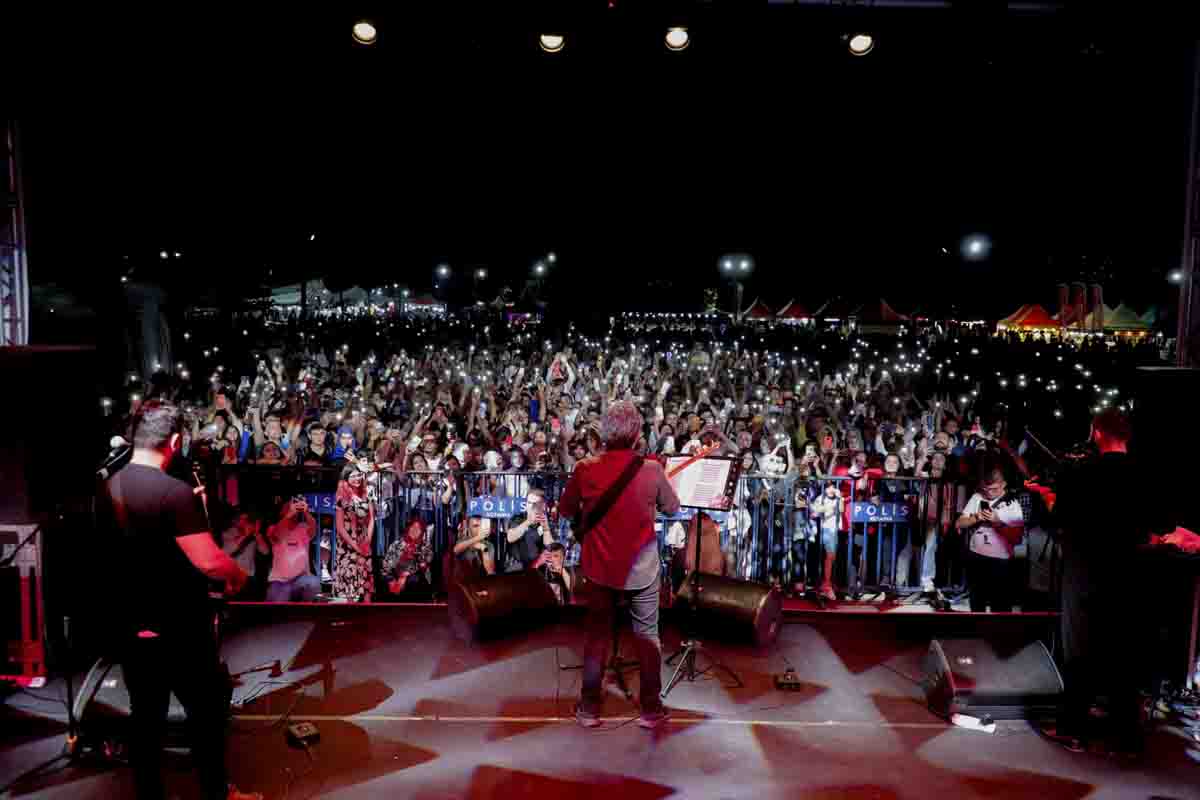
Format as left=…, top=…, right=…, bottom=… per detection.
left=662, top=509, right=742, bottom=699
left=558, top=596, right=639, bottom=700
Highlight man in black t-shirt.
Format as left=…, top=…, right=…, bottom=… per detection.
left=104, top=401, right=260, bottom=800
left=503, top=488, right=555, bottom=572
left=1042, top=409, right=1147, bottom=757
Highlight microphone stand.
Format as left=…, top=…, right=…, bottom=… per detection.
left=662, top=507, right=743, bottom=699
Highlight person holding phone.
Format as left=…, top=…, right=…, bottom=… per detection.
left=504, top=488, right=556, bottom=572
left=955, top=460, right=1024, bottom=612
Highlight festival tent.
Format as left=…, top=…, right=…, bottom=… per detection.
left=1140, top=306, right=1158, bottom=326
left=1012, top=304, right=1058, bottom=330
left=742, top=299, right=774, bottom=320
left=855, top=299, right=909, bottom=324
left=775, top=300, right=812, bottom=322
left=1077, top=303, right=1116, bottom=332
left=852, top=298, right=909, bottom=334
left=998, top=304, right=1036, bottom=328
left=1104, top=304, right=1152, bottom=332
left=814, top=297, right=860, bottom=323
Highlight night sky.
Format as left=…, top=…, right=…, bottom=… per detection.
left=13, top=3, right=1194, bottom=327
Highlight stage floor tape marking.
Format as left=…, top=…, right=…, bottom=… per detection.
left=231, top=714, right=953, bottom=729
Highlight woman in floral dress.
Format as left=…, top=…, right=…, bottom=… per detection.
left=335, top=464, right=375, bottom=603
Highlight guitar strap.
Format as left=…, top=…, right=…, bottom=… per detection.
left=575, top=456, right=644, bottom=544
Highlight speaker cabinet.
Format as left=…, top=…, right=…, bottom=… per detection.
left=923, top=638, right=1063, bottom=720
left=0, top=346, right=103, bottom=523
left=1134, top=367, right=1200, bottom=533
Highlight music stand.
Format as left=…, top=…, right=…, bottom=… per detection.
left=661, top=455, right=743, bottom=699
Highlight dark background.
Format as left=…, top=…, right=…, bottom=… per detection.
left=9, top=2, right=1196, bottom=327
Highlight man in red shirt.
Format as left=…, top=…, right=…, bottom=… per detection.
left=559, top=401, right=680, bottom=729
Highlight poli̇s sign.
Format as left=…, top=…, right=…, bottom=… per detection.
left=303, top=493, right=336, bottom=514
left=851, top=502, right=912, bottom=524
left=468, top=495, right=528, bottom=519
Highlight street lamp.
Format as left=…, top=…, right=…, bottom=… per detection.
left=720, top=253, right=753, bottom=322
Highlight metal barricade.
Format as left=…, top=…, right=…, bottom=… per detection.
left=210, top=462, right=974, bottom=601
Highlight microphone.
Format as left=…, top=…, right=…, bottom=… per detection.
left=97, top=436, right=133, bottom=480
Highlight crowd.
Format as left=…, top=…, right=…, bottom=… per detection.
left=112, top=305, right=1167, bottom=606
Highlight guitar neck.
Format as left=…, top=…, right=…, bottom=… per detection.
left=666, top=445, right=718, bottom=480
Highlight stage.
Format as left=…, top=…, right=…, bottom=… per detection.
left=3, top=605, right=1199, bottom=799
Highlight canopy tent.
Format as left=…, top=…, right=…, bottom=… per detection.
left=999, top=304, right=1037, bottom=327
left=1140, top=306, right=1158, bottom=326
left=742, top=299, right=774, bottom=320
left=1012, top=304, right=1058, bottom=330
left=854, top=299, right=909, bottom=325
left=775, top=300, right=812, bottom=321
left=814, top=297, right=860, bottom=322
left=1104, top=304, right=1152, bottom=331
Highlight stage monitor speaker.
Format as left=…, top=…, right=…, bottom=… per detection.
left=676, top=573, right=783, bottom=648
left=922, top=638, right=1063, bottom=720
left=447, top=571, right=559, bottom=642
left=1134, top=367, right=1200, bottom=533
left=71, top=656, right=233, bottom=756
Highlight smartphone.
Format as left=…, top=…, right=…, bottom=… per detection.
left=551, top=418, right=561, bottom=434
left=978, top=501, right=991, bottom=513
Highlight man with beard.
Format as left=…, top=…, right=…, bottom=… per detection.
left=102, top=401, right=260, bottom=800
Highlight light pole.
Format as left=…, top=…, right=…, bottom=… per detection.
left=532, top=260, right=547, bottom=300
left=721, top=253, right=754, bottom=323
left=474, top=267, right=488, bottom=301
left=400, top=288, right=410, bottom=314
left=434, top=264, right=451, bottom=302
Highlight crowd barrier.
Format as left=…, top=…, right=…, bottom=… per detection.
left=208, top=463, right=1041, bottom=601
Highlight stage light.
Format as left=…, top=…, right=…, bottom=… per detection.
left=352, top=20, right=378, bottom=45
left=665, top=27, right=690, bottom=51
left=437, top=264, right=450, bottom=278
left=1169, top=269, right=1184, bottom=283
left=534, top=262, right=546, bottom=276
left=739, top=259, right=751, bottom=272
left=848, top=33, right=875, bottom=56
left=547, top=251, right=557, bottom=264
left=961, top=233, right=991, bottom=261
left=159, top=251, right=168, bottom=259
left=539, top=33, right=565, bottom=53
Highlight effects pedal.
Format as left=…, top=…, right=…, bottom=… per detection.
left=287, top=722, right=320, bottom=748
left=774, top=668, right=805, bottom=691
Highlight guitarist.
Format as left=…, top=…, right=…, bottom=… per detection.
left=558, top=401, right=681, bottom=730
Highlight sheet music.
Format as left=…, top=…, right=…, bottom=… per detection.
left=666, top=457, right=735, bottom=510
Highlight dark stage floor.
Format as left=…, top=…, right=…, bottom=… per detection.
left=3, top=606, right=1199, bottom=799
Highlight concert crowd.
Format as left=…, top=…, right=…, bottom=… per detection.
left=112, top=303, right=1169, bottom=607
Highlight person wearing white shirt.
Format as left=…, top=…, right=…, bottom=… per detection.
left=955, top=463, right=1024, bottom=612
